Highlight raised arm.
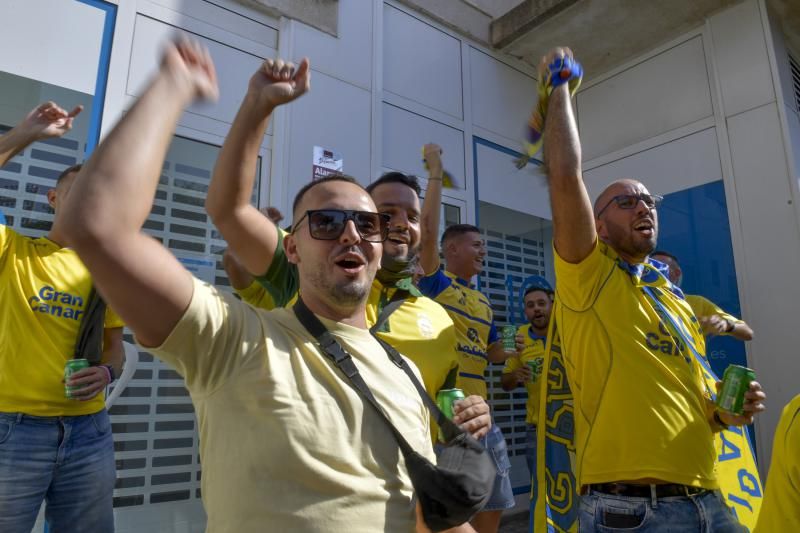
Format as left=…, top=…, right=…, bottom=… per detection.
left=419, top=143, right=443, bottom=275
left=0, top=102, right=82, bottom=168
left=542, top=48, right=596, bottom=264
left=206, top=58, right=309, bottom=276
left=62, top=38, right=219, bottom=348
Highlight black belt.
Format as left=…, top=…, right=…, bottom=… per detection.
left=587, top=483, right=708, bottom=498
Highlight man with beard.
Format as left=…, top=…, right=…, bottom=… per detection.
left=540, top=46, right=765, bottom=531
left=416, top=164, right=513, bottom=533
left=205, top=60, right=488, bottom=442
left=500, top=284, right=553, bottom=477
left=650, top=251, right=754, bottom=341
left=60, top=39, right=479, bottom=533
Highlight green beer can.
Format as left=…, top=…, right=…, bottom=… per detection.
left=65, top=358, right=90, bottom=399
left=716, top=364, right=756, bottom=416
left=526, top=359, right=541, bottom=383
left=436, top=388, right=465, bottom=442
left=502, top=325, right=517, bottom=353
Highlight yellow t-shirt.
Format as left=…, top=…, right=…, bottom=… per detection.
left=685, top=294, right=741, bottom=330
left=418, top=269, right=500, bottom=399
left=754, top=394, right=800, bottom=532
left=145, top=278, right=434, bottom=533
left=234, top=279, right=276, bottom=310
left=256, top=230, right=459, bottom=410
left=502, top=324, right=546, bottom=425
left=0, top=226, right=124, bottom=416
left=554, top=240, right=717, bottom=489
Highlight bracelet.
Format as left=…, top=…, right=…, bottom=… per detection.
left=724, top=319, right=735, bottom=333
left=101, top=364, right=116, bottom=383
left=712, top=410, right=727, bottom=430
left=427, top=176, right=442, bottom=181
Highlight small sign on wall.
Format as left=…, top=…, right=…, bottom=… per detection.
left=312, top=146, right=343, bottom=180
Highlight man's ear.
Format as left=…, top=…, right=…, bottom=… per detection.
left=47, top=188, right=57, bottom=209
left=284, top=233, right=300, bottom=265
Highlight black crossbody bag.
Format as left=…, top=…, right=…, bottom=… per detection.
left=293, top=297, right=495, bottom=531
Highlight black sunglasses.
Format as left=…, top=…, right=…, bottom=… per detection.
left=596, top=193, right=663, bottom=218
left=292, top=209, right=390, bottom=243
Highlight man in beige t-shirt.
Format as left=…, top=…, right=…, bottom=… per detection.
left=60, top=39, right=478, bottom=533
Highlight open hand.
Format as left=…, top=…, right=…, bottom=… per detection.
left=162, top=37, right=219, bottom=102
left=18, top=102, right=83, bottom=141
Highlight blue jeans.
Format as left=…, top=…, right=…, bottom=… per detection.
left=0, top=411, right=116, bottom=533
left=580, top=488, right=746, bottom=532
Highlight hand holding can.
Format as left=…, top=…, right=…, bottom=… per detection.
left=501, top=325, right=517, bottom=353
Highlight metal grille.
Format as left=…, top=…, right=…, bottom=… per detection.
left=790, top=52, right=800, bottom=114
left=478, top=227, right=547, bottom=459
left=1, top=131, right=259, bottom=509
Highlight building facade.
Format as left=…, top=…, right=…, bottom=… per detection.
left=0, top=0, right=797, bottom=530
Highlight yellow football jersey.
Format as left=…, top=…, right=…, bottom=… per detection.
left=754, top=394, right=800, bottom=532
left=0, top=226, right=124, bottom=416
left=554, top=240, right=717, bottom=489
left=418, top=269, right=499, bottom=399
left=502, top=324, right=546, bottom=425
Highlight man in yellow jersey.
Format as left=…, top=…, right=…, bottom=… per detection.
left=651, top=251, right=754, bottom=341
left=540, top=46, right=765, bottom=531
left=754, top=393, right=800, bottom=531
left=417, top=149, right=513, bottom=533
left=501, top=283, right=553, bottom=477
left=0, top=103, right=124, bottom=533
left=204, top=55, right=490, bottom=442
left=60, top=41, right=480, bottom=532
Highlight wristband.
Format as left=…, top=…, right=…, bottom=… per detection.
left=724, top=319, right=735, bottom=333
left=101, top=364, right=116, bottom=383
left=713, top=410, right=727, bottom=430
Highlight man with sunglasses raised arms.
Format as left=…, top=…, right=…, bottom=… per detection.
left=540, top=47, right=765, bottom=531
left=205, top=58, right=490, bottom=444
left=60, top=39, right=476, bottom=533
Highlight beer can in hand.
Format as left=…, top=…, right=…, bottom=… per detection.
left=65, top=358, right=90, bottom=399
left=436, top=388, right=465, bottom=442
left=502, top=325, right=517, bottom=353
left=716, top=364, right=756, bottom=416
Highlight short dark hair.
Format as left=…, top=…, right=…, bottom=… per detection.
left=57, top=163, right=82, bottom=185
left=440, top=223, right=481, bottom=247
left=366, top=172, right=421, bottom=197
left=651, top=250, right=679, bottom=264
left=291, top=175, right=362, bottom=219
left=524, top=285, right=553, bottom=299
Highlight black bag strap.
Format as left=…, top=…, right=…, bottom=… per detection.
left=73, top=286, right=107, bottom=365
left=293, top=298, right=465, bottom=451
left=369, top=289, right=409, bottom=335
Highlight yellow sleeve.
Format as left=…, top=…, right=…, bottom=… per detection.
left=235, top=279, right=276, bottom=310
left=143, top=277, right=266, bottom=394
left=103, top=305, right=125, bottom=329
left=686, top=295, right=739, bottom=324
left=553, top=239, right=615, bottom=311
